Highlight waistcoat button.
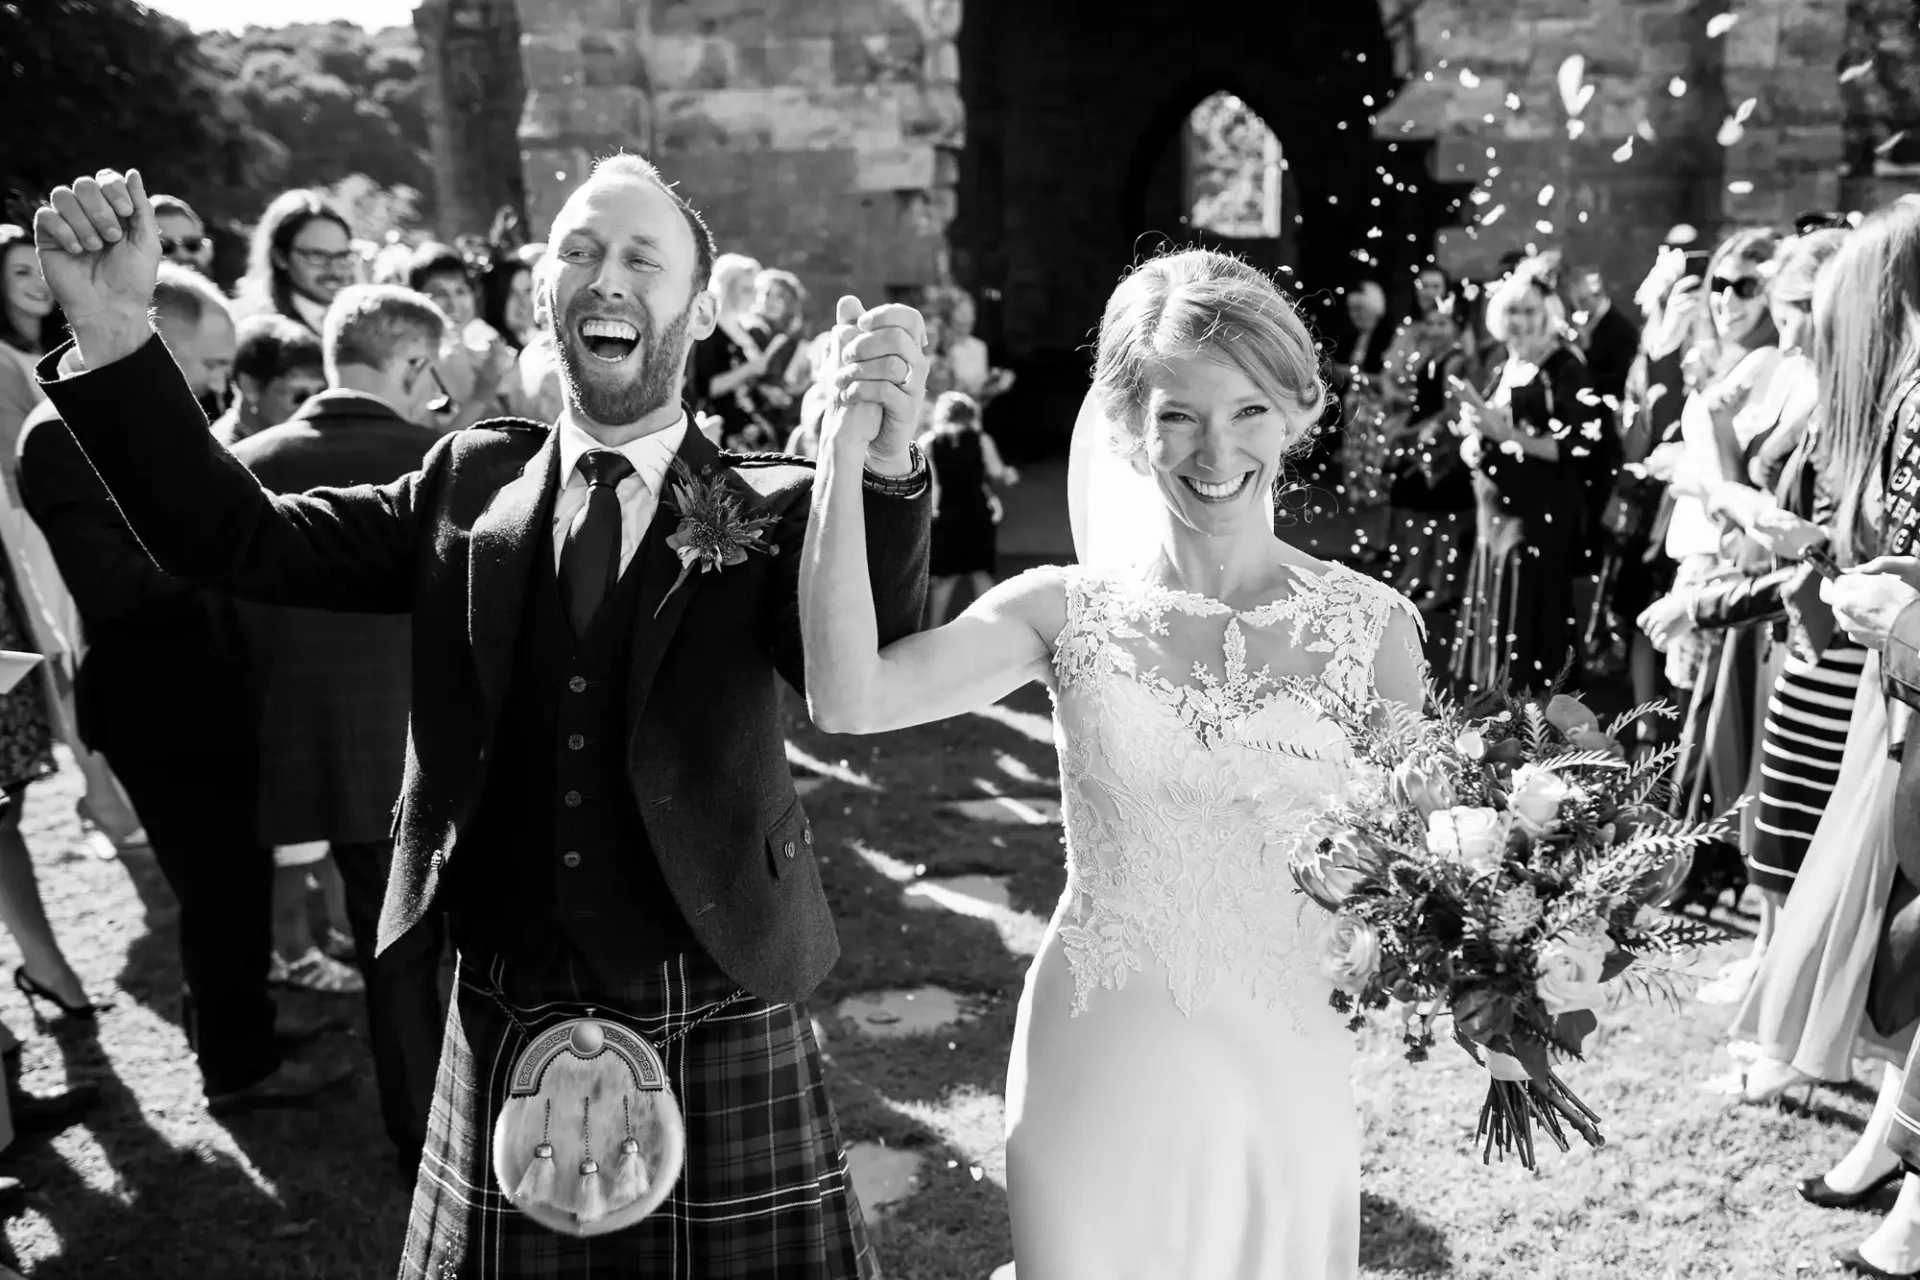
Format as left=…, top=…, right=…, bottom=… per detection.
left=569, top=676, right=587, bottom=693
left=568, top=734, right=585, bottom=750
left=564, top=790, right=582, bottom=807
left=783, top=840, right=796, bottom=858
left=562, top=851, right=582, bottom=868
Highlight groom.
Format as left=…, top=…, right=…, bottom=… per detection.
left=33, top=159, right=931, bottom=1277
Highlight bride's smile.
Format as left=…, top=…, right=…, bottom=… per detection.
left=1140, top=353, right=1313, bottom=537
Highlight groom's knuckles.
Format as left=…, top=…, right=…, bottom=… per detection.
left=835, top=295, right=864, bottom=325
left=854, top=302, right=926, bottom=345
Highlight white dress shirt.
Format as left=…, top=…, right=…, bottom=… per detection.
left=551, top=410, right=687, bottom=575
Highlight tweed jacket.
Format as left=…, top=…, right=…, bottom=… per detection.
left=39, top=336, right=932, bottom=1004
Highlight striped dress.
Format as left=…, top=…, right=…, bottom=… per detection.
left=1749, top=639, right=1868, bottom=894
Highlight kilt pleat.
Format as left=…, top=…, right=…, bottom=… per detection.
left=400, top=951, right=880, bottom=1280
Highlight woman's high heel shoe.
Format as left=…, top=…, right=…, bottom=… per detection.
left=14, top=968, right=102, bottom=1021
left=1738, top=1058, right=1815, bottom=1106
left=1834, top=1246, right=1920, bottom=1278
left=1800, top=1167, right=1904, bottom=1209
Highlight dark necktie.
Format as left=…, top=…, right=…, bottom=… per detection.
left=560, top=449, right=637, bottom=636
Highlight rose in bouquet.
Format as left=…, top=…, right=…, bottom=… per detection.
left=1285, top=686, right=1731, bottom=1170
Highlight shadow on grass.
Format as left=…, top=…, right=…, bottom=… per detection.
left=1359, top=1191, right=1452, bottom=1273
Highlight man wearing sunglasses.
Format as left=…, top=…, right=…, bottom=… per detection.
left=223, top=282, right=452, bottom=1186
left=151, top=194, right=213, bottom=275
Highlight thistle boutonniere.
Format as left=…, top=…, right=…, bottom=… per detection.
left=654, top=459, right=779, bottom=618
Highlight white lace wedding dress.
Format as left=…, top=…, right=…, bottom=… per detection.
left=1005, top=561, right=1424, bottom=1280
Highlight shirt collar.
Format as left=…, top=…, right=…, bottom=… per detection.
left=555, top=408, right=687, bottom=496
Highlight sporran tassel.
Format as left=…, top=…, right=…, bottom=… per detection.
left=573, top=1097, right=610, bottom=1224
left=511, top=1101, right=560, bottom=1207
left=610, top=1095, right=650, bottom=1209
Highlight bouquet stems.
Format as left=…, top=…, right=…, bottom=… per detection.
left=1475, top=1050, right=1605, bottom=1172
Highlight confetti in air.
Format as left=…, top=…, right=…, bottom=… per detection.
left=1669, top=77, right=1687, bottom=97
left=1879, top=130, right=1912, bottom=156
left=1727, top=180, right=1754, bottom=194
left=1612, top=138, right=1635, bottom=162
left=1482, top=204, right=1505, bottom=225
left=1717, top=117, right=1744, bottom=147
left=1538, top=185, right=1555, bottom=206
left=1460, top=68, right=1481, bottom=88
left=1705, top=12, right=1738, bottom=36
left=1842, top=60, right=1875, bottom=84
left=1557, top=56, right=1594, bottom=116
left=1637, top=119, right=1657, bottom=142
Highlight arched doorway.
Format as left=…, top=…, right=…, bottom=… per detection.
left=1134, top=89, right=1299, bottom=280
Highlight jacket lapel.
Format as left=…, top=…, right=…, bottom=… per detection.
left=626, top=424, right=726, bottom=731
left=469, top=431, right=560, bottom=729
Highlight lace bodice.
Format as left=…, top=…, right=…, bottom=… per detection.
left=1047, top=562, right=1424, bottom=1022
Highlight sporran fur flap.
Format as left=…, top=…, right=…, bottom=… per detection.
left=491, top=1017, right=684, bottom=1236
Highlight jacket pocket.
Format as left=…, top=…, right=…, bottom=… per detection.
left=764, top=795, right=812, bottom=878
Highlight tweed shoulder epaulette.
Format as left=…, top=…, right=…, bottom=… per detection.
left=461, top=415, right=550, bottom=435
left=722, top=450, right=816, bottom=470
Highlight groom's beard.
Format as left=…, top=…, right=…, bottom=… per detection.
left=555, top=294, right=693, bottom=427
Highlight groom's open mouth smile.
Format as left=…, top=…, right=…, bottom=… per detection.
left=580, top=317, right=641, bottom=363
left=1179, top=471, right=1255, bottom=503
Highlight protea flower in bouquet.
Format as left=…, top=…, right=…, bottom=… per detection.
left=1287, top=686, right=1732, bottom=1171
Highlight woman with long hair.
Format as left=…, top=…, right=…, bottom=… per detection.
left=232, top=190, right=356, bottom=334
left=1447, top=259, right=1609, bottom=693
left=1725, top=204, right=1920, bottom=1210
left=1639, top=230, right=1856, bottom=1002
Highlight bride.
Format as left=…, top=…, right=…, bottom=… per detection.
left=800, top=249, right=1425, bottom=1279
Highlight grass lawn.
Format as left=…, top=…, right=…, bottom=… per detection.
left=0, top=683, right=1896, bottom=1278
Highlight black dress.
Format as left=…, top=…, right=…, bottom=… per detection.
left=1449, top=345, right=1605, bottom=693
left=929, top=430, right=996, bottom=576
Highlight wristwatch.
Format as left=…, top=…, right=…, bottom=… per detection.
left=861, top=441, right=930, bottom=498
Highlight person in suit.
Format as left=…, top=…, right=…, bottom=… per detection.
left=30, top=158, right=930, bottom=1277
left=17, top=265, right=351, bottom=1113
left=1567, top=264, right=1642, bottom=407
left=209, top=314, right=326, bottom=448
left=229, top=283, right=452, bottom=1185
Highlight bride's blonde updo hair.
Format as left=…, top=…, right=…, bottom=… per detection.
left=1090, top=249, right=1328, bottom=462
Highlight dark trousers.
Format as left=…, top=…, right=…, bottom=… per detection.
left=108, top=750, right=280, bottom=1096
left=333, top=838, right=444, bottom=1179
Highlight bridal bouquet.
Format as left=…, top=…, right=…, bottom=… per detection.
left=1286, top=687, right=1730, bottom=1171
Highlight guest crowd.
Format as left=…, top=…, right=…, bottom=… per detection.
left=5, top=168, right=1920, bottom=1277
left=1307, top=198, right=1920, bottom=1277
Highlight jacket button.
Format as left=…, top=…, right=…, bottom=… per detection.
left=567, top=734, right=585, bottom=750
left=564, top=790, right=582, bottom=807
left=429, top=850, right=444, bottom=868
left=562, top=851, right=582, bottom=868
left=569, top=676, right=588, bottom=693
left=803, top=827, right=812, bottom=846
left=783, top=840, right=795, bottom=858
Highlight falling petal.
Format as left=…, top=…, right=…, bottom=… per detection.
left=1612, top=138, right=1635, bottom=162
left=1727, top=180, right=1754, bottom=194
left=1717, top=118, right=1745, bottom=146
left=1733, top=97, right=1757, bottom=123
left=1567, top=119, right=1586, bottom=140
left=1460, top=68, right=1481, bottom=88
left=1705, top=12, right=1738, bottom=36
left=1535, top=220, right=1554, bottom=234
left=1505, top=92, right=1521, bottom=110
left=1556, top=55, right=1586, bottom=115
left=1669, top=77, right=1687, bottom=97
left=1878, top=130, right=1911, bottom=156
left=1538, top=185, right=1555, bottom=206
left=1470, top=189, right=1492, bottom=205
left=1637, top=118, right=1657, bottom=142
left=1841, top=60, right=1875, bottom=84
left=1482, top=204, right=1505, bottom=225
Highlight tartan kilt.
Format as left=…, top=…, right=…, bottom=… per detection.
left=400, top=950, right=880, bottom=1279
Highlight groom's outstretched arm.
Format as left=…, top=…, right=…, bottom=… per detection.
left=33, top=168, right=423, bottom=614
left=39, top=338, right=429, bottom=614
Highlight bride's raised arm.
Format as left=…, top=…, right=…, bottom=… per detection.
left=800, top=312, right=1063, bottom=736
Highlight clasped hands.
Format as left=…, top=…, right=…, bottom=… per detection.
left=821, top=295, right=930, bottom=474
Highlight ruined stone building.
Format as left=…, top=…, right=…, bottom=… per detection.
left=414, top=0, right=1918, bottom=440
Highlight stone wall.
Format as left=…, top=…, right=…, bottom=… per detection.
left=514, top=0, right=962, bottom=318
left=416, top=0, right=526, bottom=241
left=1374, top=0, right=1848, bottom=292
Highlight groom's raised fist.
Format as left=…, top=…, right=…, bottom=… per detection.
left=34, top=168, right=163, bottom=368
left=827, top=295, right=927, bottom=474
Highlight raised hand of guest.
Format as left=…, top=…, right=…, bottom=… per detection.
left=1637, top=590, right=1699, bottom=653
left=1824, top=563, right=1920, bottom=650
left=32, top=168, right=162, bottom=367
left=1742, top=507, right=1829, bottom=560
